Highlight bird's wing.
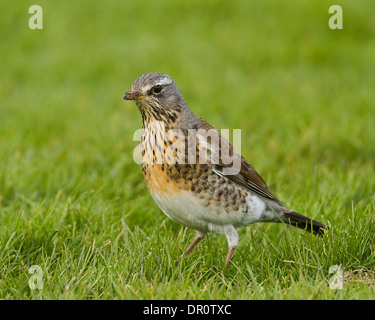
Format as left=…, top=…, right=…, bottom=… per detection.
left=196, top=120, right=283, bottom=204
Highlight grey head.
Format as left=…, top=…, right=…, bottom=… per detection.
left=123, top=73, right=199, bottom=127
left=124, top=73, right=185, bottom=111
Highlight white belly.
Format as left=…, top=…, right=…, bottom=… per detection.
left=150, top=189, right=272, bottom=234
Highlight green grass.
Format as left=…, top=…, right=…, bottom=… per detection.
left=1, top=0, right=375, bottom=299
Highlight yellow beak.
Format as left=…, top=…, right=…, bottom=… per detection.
left=123, top=90, right=145, bottom=101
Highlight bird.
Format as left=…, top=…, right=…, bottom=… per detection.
left=123, top=72, right=327, bottom=268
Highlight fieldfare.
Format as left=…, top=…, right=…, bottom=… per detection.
left=123, top=73, right=327, bottom=268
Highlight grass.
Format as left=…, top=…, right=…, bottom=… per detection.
left=1, top=0, right=375, bottom=299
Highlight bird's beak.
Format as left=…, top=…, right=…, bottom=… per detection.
left=123, top=90, right=144, bottom=101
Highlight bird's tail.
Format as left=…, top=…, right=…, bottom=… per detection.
left=283, top=211, right=328, bottom=236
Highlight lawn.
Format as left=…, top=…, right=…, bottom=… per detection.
left=0, top=0, right=374, bottom=299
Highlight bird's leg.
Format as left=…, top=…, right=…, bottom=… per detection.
left=180, top=236, right=202, bottom=257
left=223, top=225, right=238, bottom=269
left=225, top=247, right=236, bottom=269
left=175, top=231, right=205, bottom=266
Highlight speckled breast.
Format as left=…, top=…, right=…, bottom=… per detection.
left=140, top=119, right=249, bottom=216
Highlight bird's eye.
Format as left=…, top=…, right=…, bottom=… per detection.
left=152, top=85, right=162, bottom=94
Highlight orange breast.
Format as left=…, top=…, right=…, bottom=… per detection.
left=143, top=164, right=185, bottom=197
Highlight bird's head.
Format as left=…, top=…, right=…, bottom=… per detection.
left=124, top=73, right=189, bottom=121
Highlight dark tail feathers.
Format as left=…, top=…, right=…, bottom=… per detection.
left=283, top=211, right=328, bottom=236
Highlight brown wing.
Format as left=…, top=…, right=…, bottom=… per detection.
left=197, top=120, right=283, bottom=205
